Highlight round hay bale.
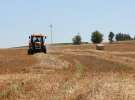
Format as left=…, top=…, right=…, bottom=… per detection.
left=96, top=44, right=104, bottom=50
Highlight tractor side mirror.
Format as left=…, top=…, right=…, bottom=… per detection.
left=29, top=36, right=30, bottom=39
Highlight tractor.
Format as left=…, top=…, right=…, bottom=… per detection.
left=28, top=34, right=47, bottom=55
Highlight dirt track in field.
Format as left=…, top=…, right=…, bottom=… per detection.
left=0, top=42, right=135, bottom=100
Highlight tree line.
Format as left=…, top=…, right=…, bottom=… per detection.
left=72, top=31, right=134, bottom=45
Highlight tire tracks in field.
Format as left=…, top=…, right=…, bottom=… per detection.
left=62, top=49, right=135, bottom=68
left=30, top=53, right=70, bottom=73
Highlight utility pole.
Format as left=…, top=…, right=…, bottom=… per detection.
left=50, top=24, right=53, bottom=44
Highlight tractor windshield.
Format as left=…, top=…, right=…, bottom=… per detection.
left=33, top=37, right=42, bottom=42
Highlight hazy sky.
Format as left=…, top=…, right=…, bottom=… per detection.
left=0, top=0, right=135, bottom=48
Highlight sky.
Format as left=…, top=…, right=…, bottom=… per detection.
left=0, top=0, right=135, bottom=48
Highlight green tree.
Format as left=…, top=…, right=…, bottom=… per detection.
left=115, top=33, right=132, bottom=41
left=72, top=34, right=82, bottom=45
left=108, top=32, right=115, bottom=43
left=91, top=31, right=103, bottom=43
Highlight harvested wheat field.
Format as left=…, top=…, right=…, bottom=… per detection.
left=0, top=42, right=135, bottom=100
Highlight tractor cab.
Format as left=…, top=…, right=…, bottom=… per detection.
left=28, top=34, right=47, bottom=55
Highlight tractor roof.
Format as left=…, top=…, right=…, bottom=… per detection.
left=31, top=33, right=47, bottom=37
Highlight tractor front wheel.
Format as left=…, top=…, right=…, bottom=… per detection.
left=28, top=49, right=34, bottom=55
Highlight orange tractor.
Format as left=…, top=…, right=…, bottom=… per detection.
left=28, top=34, right=47, bottom=55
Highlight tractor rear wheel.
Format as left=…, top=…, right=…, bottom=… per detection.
left=43, top=46, right=47, bottom=54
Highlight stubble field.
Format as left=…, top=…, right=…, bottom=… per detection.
left=0, top=42, right=135, bottom=100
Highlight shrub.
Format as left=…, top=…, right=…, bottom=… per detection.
left=72, top=34, right=82, bottom=45
left=91, top=31, right=103, bottom=44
